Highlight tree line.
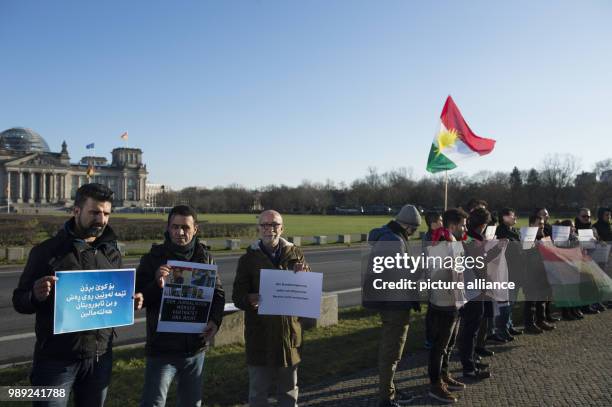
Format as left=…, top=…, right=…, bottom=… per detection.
left=154, top=155, right=612, bottom=215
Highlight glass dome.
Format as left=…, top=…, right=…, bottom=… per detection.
left=0, top=127, right=51, bottom=153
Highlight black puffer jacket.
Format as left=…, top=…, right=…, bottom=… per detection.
left=136, top=240, right=225, bottom=356
left=12, top=219, right=122, bottom=360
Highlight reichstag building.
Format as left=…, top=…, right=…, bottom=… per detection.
left=0, top=127, right=147, bottom=210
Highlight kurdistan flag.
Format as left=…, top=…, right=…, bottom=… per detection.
left=426, top=96, right=496, bottom=173
left=538, top=244, right=612, bottom=307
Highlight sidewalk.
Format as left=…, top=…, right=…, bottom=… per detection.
left=296, top=309, right=612, bottom=407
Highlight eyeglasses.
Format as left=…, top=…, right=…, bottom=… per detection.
left=259, top=223, right=282, bottom=229
left=581, top=214, right=591, bottom=219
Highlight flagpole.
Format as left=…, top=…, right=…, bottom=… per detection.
left=444, top=170, right=448, bottom=211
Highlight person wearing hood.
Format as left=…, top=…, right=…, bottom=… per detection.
left=593, top=207, right=611, bottom=242
left=136, top=205, right=225, bottom=407
left=366, top=205, right=422, bottom=407
left=13, top=183, right=141, bottom=407
left=232, top=210, right=309, bottom=407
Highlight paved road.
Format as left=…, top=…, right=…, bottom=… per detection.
left=296, top=309, right=612, bottom=407
left=0, top=246, right=364, bottom=365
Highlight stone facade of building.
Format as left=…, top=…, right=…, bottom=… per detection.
left=0, top=127, right=147, bottom=209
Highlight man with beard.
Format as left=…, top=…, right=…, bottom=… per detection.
left=233, top=210, right=310, bottom=407
left=136, top=205, right=225, bottom=407
left=13, top=183, right=142, bottom=407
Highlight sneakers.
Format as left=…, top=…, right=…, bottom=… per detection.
left=378, top=390, right=416, bottom=406
left=476, top=361, right=489, bottom=370
left=428, top=381, right=458, bottom=403
left=546, top=315, right=561, bottom=322
left=508, top=326, right=523, bottom=336
left=463, top=369, right=492, bottom=380
left=498, top=330, right=515, bottom=342
left=524, top=324, right=543, bottom=334
left=486, top=333, right=508, bottom=343
left=562, top=309, right=577, bottom=321
left=475, top=347, right=494, bottom=357
left=442, top=375, right=466, bottom=391
left=394, top=390, right=416, bottom=405
left=572, top=309, right=585, bottom=319
left=537, top=321, right=555, bottom=331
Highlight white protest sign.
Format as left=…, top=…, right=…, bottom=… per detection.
left=520, top=227, right=538, bottom=249
left=578, top=229, right=597, bottom=249
left=552, top=225, right=570, bottom=242
left=258, top=269, right=323, bottom=319
left=485, top=226, right=497, bottom=241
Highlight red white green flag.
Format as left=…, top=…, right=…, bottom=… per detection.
left=426, top=96, right=496, bottom=173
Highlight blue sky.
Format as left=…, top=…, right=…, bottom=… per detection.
left=1, top=1, right=610, bottom=189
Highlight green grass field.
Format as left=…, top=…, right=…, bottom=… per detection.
left=116, top=213, right=397, bottom=237
left=113, top=213, right=562, bottom=238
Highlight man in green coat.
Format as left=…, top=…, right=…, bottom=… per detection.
left=232, top=210, right=310, bottom=407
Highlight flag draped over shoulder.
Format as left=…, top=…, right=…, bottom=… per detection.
left=538, top=244, right=612, bottom=307
left=426, top=96, right=496, bottom=173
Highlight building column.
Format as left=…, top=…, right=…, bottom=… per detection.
left=17, top=171, right=23, bottom=203
left=60, top=174, right=66, bottom=201
left=29, top=172, right=35, bottom=203
left=51, top=173, right=56, bottom=203
left=6, top=171, right=11, bottom=204
left=123, top=175, right=128, bottom=203
left=40, top=172, right=47, bottom=203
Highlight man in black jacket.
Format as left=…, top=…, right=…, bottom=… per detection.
left=136, top=205, right=225, bottom=407
left=13, top=183, right=138, bottom=407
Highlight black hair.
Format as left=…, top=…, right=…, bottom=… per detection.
left=529, top=214, right=542, bottom=225
left=498, top=207, right=515, bottom=224
left=468, top=207, right=491, bottom=229
left=74, top=183, right=114, bottom=208
left=466, top=199, right=488, bottom=212
left=597, top=207, right=611, bottom=220
left=442, top=208, right=468, bottom=228
left=167, top=205, right=198, bottom=225
left=424, top=211, right=442, bottom=229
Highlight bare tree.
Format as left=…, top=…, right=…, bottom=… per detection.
left=540, top=154, right=580, bottom=209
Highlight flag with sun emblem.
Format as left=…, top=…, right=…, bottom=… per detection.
left=426, top=96, right=496, bottom=173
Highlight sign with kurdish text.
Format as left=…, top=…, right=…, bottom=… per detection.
left=54, top=269, right=135, bottom=334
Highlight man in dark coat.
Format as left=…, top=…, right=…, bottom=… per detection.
left=136, top=205, right=225, bottom=407
left=13, top=183, right=140, bottom=407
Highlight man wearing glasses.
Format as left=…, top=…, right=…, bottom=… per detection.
left=232, top=210, right=310, bottom=407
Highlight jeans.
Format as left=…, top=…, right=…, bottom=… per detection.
left=496, top=303, right=513, bottom=333
left=140, top=352, right=205, bottom=407
left=459, top=301, right=484, bottom=372
left=427, top=307, right=459, bottom=383
left=248, top=365, right=298, bottom=407
left=30, top=351, right=113, bottom=407
left=378, top=309, right=411, bottom=401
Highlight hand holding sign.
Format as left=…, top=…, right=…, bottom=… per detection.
left=156, top=265, right=171, bottom=288
left=33, top=276, right=58, bottom=301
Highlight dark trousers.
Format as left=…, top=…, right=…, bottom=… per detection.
left=459, top=300, right=484, bottom=372
left=428, top=307, right=459, bottom=384
left=524, top=301, right=546, bottom=326
left=30, top=351, right=113, bottom=407
left=425, top=306, right=433, bottom=344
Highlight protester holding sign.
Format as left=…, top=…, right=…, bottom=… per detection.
left=232, top=210, right=309, bottom=407
left=136, top=205, right=225, bottom=407
left=12, top=183, right=140, bottom=407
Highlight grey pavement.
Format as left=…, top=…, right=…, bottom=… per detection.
left=295, top=309, right=612, bottom=407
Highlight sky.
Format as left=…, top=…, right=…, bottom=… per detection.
left=1, top=0, right=610, bottom=189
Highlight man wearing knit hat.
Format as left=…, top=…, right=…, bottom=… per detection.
left=366, top=204, right=422, bottom=407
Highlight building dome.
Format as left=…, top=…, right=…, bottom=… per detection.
left=0, top=127, right=51, bottom=153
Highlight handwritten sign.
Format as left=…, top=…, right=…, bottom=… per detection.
left=54, top=269, right=135, bottom=334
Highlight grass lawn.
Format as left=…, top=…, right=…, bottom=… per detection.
left=116, top=213, right=397, bottom=237
left=0, top=307, right=428, bottom=407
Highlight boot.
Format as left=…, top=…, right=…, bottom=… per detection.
left=428, top=380, right=458, bottom=403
